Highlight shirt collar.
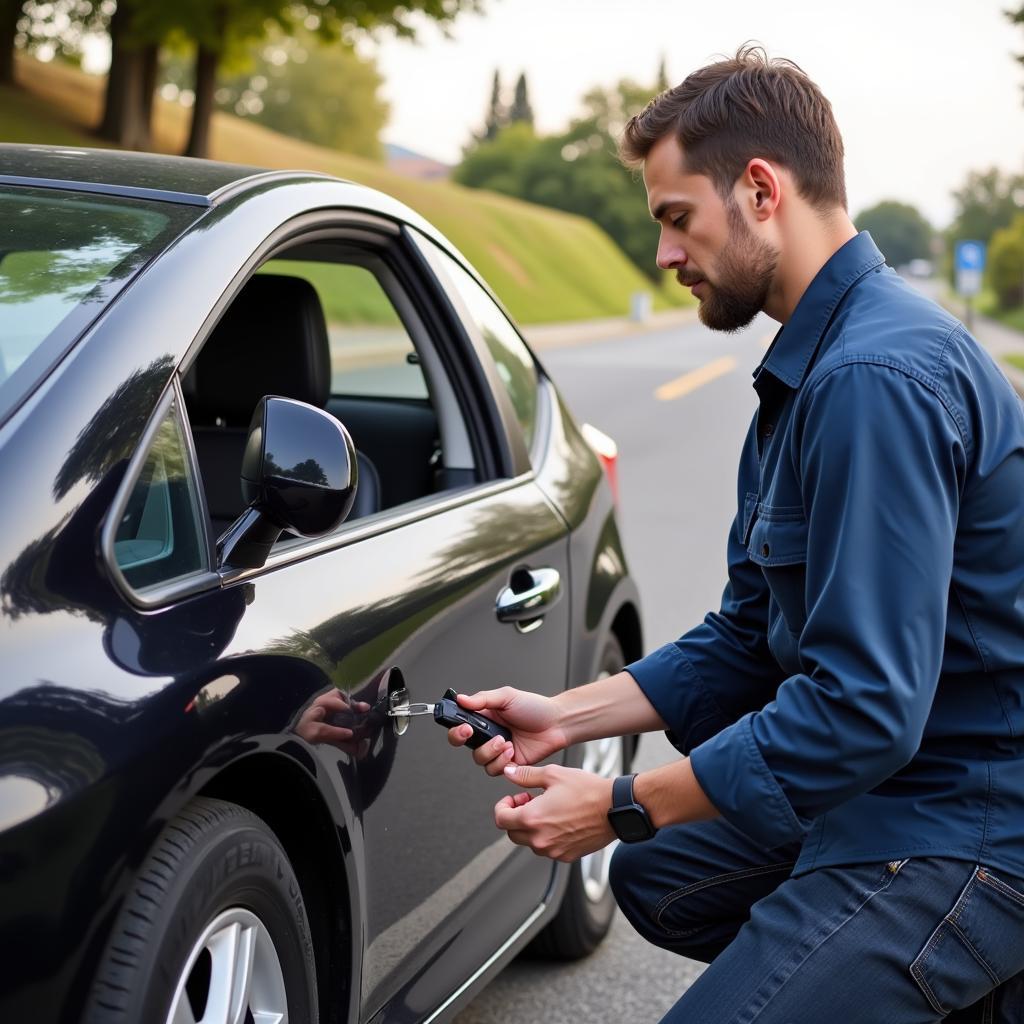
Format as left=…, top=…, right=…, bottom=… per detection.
left=754, top=231, right=886, bottom=390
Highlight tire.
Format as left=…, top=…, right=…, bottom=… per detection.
left=528, top=633, right=632, bottom=960
left=84, top=796, right=318, bottom=1024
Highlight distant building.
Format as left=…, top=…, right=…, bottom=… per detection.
left=385, top=143, right=451, bottom=181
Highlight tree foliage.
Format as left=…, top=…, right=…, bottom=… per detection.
left=213, top=25, right=388, bottom=159
left=456, top=76, right=663, bottom=280
left=12, top=0, right=482, bottom=157
left=509, top=70, right=532, bottom=126
left=987, top=213, right=1024, bottom=309
left=1009, top=3, right=1024, bottom=99
left=854, top=200, right=933, bottom=268
left=948, top=167, right=1024, bottom=246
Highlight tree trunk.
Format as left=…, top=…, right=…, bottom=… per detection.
left=0, top=0, right=22, bottom=86
left=98, top=3, right=150, bottom=149
left=184, top=42, right=218, bottom=158
left=139, top=42, right=159, bottom=139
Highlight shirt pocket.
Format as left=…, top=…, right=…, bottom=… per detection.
left=747, top=506, right=808, bottom=636
left=910, top=866, right=1024, bottom=1017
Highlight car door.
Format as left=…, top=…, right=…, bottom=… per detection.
left=176, top=227, right=571, bottom=1021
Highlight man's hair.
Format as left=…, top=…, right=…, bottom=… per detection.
left=620, top=44, right=847, bottom=211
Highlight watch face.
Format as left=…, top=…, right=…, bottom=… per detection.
left=609, top=806, right=654, bottom=843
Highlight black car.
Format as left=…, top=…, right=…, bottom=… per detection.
left=0, top=144, right=643, bottom=1024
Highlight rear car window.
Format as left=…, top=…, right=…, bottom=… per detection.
left=0, top=185, right=197, bottom=427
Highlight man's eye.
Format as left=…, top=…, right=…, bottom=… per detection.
left=672, top=213, right=689, bottom=229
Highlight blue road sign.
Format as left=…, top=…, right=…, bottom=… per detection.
left=955, top=240, right=986, bottom=272
left=955, top=240, right=986, bottom=298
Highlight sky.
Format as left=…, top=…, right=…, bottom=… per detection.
left=368, top=0, right=1024, bottom=228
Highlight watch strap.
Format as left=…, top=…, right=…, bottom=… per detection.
left=612, top=772, right=637, bottom=809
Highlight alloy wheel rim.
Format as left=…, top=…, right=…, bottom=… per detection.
left=579, top=733, right=624, bottom=903
left=165, top=907, right=288, bottom=1024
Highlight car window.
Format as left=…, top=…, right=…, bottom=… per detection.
left=259, top=259, right=428, bottom=400
left=0, top=186, right=197, bottom=428
left=113, top=395, right=208, bottom=592
left=419, top=243, right=539, bottom=453
left=183, top=241, right=478, bottom=544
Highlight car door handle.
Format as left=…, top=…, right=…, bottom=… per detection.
left=496, top=567, right=562, bottom=632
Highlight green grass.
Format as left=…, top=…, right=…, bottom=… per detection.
left=0, top=83, right=101, bottom=147
left=2, top=57, right=690, bottom=324
left=1004, top=352, right=1024, bottom=372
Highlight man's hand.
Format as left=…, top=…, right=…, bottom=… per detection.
left=295, top=690, right=372, bottom=759
left=446, top=687, right=568, bottom=774
left=494, top=763, right=615, bottom=862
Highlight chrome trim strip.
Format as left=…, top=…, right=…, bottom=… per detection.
left=0, top=175, right=211, bottom=206
left=420, top=902, right=547, bottom=1024
left=217, top=470, right=536, bottom=586
left=99, top=382, right=220, bottom=609
left=207, top=169, right=341, bottom=205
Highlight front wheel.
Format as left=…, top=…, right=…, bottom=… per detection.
left=84, top=796, right=318, bottom=1024
left=528, top=634, right=632, bottom=960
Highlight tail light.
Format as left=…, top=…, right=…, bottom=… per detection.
left=581, top=422, right=619, bottom=506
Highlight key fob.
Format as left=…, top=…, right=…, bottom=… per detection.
left=433, top=697, right=512, bottom=749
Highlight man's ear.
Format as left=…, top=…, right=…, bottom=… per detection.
left=740, top=158, right=781, bottom=221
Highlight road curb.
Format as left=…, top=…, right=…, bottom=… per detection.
left=523, top=308, right=698, bottom=351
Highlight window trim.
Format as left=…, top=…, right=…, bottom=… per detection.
left=218, top=469, right=536, bottom=587
left=100, top=377, right=219, bottom=609
left=405, top=228, right=535, bottom=477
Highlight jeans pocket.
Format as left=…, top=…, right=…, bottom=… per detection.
left=910, top=865, right=1024, bottom=1017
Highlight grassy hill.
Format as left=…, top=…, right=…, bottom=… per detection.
left=1, top=56, right=687, bottom=324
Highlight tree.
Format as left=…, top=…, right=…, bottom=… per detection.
left=854, top=200, right=933, bottom=268
left=987, top=213, right=1024, bottom=309
left=655, top=54, right=669, bottom=94
left=1, top=0, right=24, bottom=85
left=179, top=0, right=484, bottom=158
left=456, top=77, right=663, bottom=280
left=508, top=71, right=532, bottom=126
left=214, top=25, right=389, bottom=159
left=481, top=68, right=504, bottom=142
left=98, top=0, right=160, bottom=149
left=1009, top=3, right=1024, bottom=99
left=948, top=167, right=1024, bottom=246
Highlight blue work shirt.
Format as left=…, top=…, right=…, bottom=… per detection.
left=626, top=231, right=1024, bottom=877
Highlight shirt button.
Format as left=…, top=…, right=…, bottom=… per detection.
left=762, top=543, right=770, bottom=557
left=763, top=423, right=774, bottom=437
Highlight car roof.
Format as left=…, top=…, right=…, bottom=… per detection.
left=0, top=143, right=333, bottom=207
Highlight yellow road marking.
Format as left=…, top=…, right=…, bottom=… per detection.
left=655, top=356, right=738, bottom=401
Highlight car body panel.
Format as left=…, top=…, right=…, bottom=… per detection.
left=0, top=150, right=642, bottom=1023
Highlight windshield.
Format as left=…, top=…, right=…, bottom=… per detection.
left=0, top=186, right=198, bottom=427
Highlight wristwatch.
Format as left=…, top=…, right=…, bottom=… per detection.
left=607, top=773, right=657, bottom=843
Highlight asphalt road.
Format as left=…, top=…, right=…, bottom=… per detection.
left=454, top=312, right=775, bottom=1023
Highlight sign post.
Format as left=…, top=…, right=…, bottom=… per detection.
left=954, top=240, right=986, bottom=331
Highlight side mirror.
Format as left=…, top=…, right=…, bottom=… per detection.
left=217, top=396, right=358, bottom=570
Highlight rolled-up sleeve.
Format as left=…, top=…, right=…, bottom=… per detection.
left=625, top=424, right=787, bottom=755
left=688, top=363, right=966, bottom=848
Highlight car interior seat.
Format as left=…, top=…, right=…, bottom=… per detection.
left=185, top=273, right=381, bottom=539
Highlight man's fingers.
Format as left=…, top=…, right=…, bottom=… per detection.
left=494, top=791, right=533, bottom=829
left=503, top=763, right=549, bottom=789
left=446, top=724, right=475, bottom=748
left=457, top=686, right=514, bottom=712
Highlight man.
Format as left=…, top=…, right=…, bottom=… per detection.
left=449, top=47, right=1024, bottom=1023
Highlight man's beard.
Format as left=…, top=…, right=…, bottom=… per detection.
left=681, top=200, right=778, bottom=332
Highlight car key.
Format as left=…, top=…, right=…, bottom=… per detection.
left=432, top=697, right=512, bottom=749
left=387, top=688, right=512, bottom=749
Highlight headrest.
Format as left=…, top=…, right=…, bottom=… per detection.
left=188, top=274, right=330, bottom=426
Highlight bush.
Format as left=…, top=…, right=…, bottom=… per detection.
left=987, top=213, right=1024, bottom=310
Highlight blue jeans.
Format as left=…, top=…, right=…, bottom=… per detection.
left=610, top=818, right=1024, bottom=1023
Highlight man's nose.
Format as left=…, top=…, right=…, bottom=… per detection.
left=656, top=238, right=687, bottom=271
